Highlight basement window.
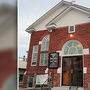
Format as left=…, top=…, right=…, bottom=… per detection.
left=68, top=26, right=75, bottom=33
left=31, top=45, right=38, bottom=66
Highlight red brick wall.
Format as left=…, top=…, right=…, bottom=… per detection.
left=24, top=22, right=90, bottom=89
left=0, top=49, right=16, bottom=88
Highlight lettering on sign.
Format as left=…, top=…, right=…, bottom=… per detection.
left=83, top=67, right=87, bottom=74
left=83, top=49, right=89, bottom=55
left=48, top=53, right=59, bottom=69
left=36, top=74, right=48, bottom=85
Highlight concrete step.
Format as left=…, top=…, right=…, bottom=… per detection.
left=70, top=87, right=83, bottom=90
left=22, top=87, right=83, bottom=90
left=51, top=87, right=84, bottom=90
left=52, top=87, right=69, bottom=90
left=77, top=87, right=84, bottom=90
left=25, top=87, right=49, bottom=90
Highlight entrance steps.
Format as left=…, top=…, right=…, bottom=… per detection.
left=23, top=87, right=83, bottom=90
left=24, top=87, right=49, bottom=90
left=51, top=87, right=84, bottom=90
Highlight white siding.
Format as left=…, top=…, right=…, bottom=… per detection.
left=34, top=5, right=89, bottom=31
left=56, top=9, right=89, bottom=27
left=35, top=5, right=68, bottom=30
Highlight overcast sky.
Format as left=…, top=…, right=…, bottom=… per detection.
left=0, top=0, right=16, bottom=5
left=18, top=0, right=90, bottom=60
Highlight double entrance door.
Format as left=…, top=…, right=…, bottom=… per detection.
left=62, top=56, right=83, bottom=86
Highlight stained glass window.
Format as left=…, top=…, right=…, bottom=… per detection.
left=63, top=40, right=83, bottom=55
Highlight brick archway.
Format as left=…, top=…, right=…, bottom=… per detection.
left=59, top=34, right=89, bottom=51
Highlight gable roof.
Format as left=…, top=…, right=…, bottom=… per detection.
left=46, top=5, right=90, bottom=26
left=26, top=0, right=90, bottom=33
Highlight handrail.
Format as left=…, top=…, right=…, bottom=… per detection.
left=23, top=73, right=54, bottom=90
left=40, top=78, right=49, bottom=90
left=40, top=73, right=53, bottom=90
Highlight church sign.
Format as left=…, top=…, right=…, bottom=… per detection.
left=48, top=53, right=59, bottom=69
left=36, top=74, right=48, bottom=85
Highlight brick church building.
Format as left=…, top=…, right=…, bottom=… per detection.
left=23, top=0, right=90, bottom=90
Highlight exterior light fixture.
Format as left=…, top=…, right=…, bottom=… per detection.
left=70, top=34, right=74, bottom=38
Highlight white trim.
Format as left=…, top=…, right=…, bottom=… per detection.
left=39, top=41, right=42, bottom=45
left=83, top=55, right=84, bottom=88
left=57, top=67, right=61, bottom=74
left=60, top=56, right=62, bottom=87
left=45, top=68, right=48, bottom=73
left=31, top=45, right=39, bottom=66
left=47, top=6, right=71, bottom=25
left=71, top=6, right=90, bottom=14
left=47, top=6, right=90, bottom=26
left=62, top=54, right=83, bottom=57
left=39, top=53, right=48, bottom=66
left=62, top=40, right=83, bottom=56
left=26, top=28, right=36, bottom=34
left=41, top=35, right=50, bottom=51
left=56, top=51, right=62, bottom=56
left=26, top=0, right=66, bottom=32
left=26, top=1, right=90, bottom=33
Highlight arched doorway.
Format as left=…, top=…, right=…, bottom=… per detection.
left=62, top=40, right=83, bottom=87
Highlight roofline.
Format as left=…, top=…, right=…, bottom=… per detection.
left=26, top=0, right=90, bottom=33
left=46, top=6, right=71, bottom=26
left=47, top=5, right=90, bottom=26
left=73, top=4, right=90, bottom=12
left=26, top=0, right=71, bottom=32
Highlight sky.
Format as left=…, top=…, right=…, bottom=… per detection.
left=18, top=0, right=90, bottom=60
left=0, top=0, right=16, bottom=5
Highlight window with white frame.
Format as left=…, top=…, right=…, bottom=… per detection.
left=40, top=53, right=48, bottom=66
left=62, top=40, right=83, bottom=55
left=31, top=45, right=38, bottom=66
left=68, top=26, right=75, bottom=33
left=41, top=35, right=50, bottom=51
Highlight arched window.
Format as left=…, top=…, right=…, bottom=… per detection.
left=62, top=40, right=83, bottom=56
left=41, top=35, right=50, bottom=51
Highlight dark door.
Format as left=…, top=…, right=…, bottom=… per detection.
left=28, top=76, right=33, bottom=87
left=62, top=56, right=83, bottom=86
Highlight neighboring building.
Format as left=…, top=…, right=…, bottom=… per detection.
left=19, top=60, right=27, bottom=87
left=24, top=1, right=90, bottom=90
left=0, top=5, right=16, bottom=90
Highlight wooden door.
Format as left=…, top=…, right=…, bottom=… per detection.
left=62, top=56, right=83, bottom=86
